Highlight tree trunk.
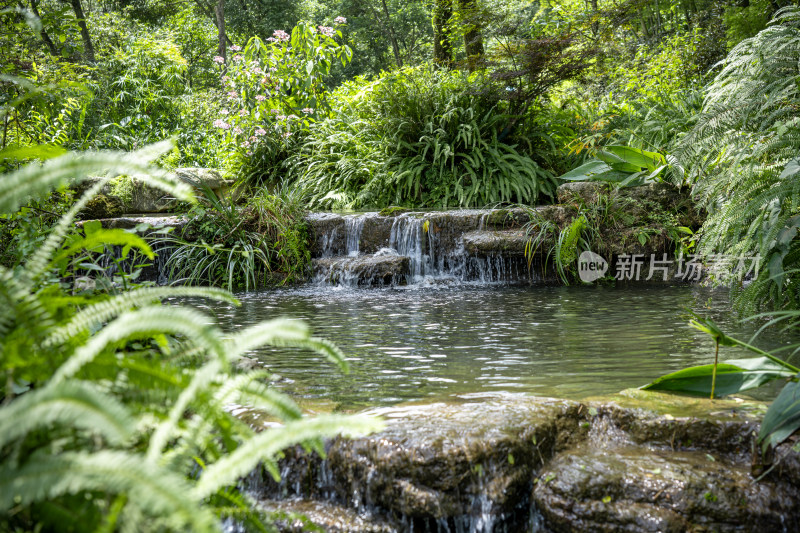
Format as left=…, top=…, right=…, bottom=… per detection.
left=69, top=0, right=94, bottom=62
left=458, top=0, right=484, bottom=70
left=215, top=0, right=226, bottom=62
left=27, top=0, right=60, bottom=57
left=380, top=0, right=403, bottom=67
left=432, top=0, right=453, bottom=68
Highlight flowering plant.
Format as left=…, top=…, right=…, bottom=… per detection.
left=212, top=20, right=351, bottom=159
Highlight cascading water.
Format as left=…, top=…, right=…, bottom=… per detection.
left=310, top=209, right=539, bottom=287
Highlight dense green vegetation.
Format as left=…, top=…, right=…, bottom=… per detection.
left=3, top=0, right=800, bottom=529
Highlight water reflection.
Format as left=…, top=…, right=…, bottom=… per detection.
left=184, top=283, right=797, bottom=408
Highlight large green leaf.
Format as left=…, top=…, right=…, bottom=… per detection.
left=641, top=357, right=796, bottom=397
left=558, top=160, right=611, bottom=181
left=605, top=145, right=666, bottom=171
left=758, top=376, right=800, bottom=453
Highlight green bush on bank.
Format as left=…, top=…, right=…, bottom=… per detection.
left=287, top=66, right=557, bottom=210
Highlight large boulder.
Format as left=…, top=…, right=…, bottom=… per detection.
left=250, top=391, right=799, bottom=533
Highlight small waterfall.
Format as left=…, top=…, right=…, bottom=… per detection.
left=344, top=214, right=367, bottom=257
left=310, top=209, right=538, bottom=287
left=389, top=214, right=434, bottom=280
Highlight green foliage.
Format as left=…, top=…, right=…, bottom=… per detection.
left=0, top=142, right=381, bottom=532
left=643, top=312, right=798, bottom=398
left=158, top=184, right=311, bottom=290
left=681, top=7, right=800, bottom=313
left=211, top=20, right=352, bottom=184
left=290, top=67, right=557, bottom=209
left=759, top=376, right=800, bottom=455
left=558, top=145, right=677, bottom=187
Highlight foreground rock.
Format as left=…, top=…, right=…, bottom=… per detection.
left=247, top=390, right=799, bottom=533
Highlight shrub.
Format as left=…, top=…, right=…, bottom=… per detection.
left=289, top=66, right=557, bottom=209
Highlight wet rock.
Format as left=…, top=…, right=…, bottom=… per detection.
left=313, top=254, right=410, bottom=286
left=261, top=499, right=396, bottom=533
left=533, top=444, right=800, bottom=533
left=587, top=390, right=763, bottom=458
left=360, top=216, right=394, bottom=254
left=93, top=215, right=186, bottom=232
left=483, top=208, right=532, bottom=228
left=245, top=390, right=798, bottom=533
left=307, top=213, right=346, bottom=257
left=256, top=396, right=587, bottom=531
left=174, top=167, right=231, bottom=191
left=463, top=229, right=529, bottom=256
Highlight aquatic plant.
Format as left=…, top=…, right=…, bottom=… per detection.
left=0, top=143, right=380, bottom=531
left=642, top=311, right=799, bottom=460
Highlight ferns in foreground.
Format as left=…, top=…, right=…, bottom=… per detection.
left=0, top=144, right=381, bottom=532
left=680, top=7, right=800, bottom=312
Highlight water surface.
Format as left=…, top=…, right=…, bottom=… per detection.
left=190, top=283, right=796, bottom=409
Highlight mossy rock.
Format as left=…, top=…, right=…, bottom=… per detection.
left=78, top=194, right=123, bottom=220
left=378, top=206, right=411, bottom=217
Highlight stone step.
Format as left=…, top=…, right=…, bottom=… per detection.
left=313, top=253, right=410, bottom=286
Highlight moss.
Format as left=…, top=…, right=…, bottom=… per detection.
left=379, top=206, right=411, bottom=217
left=79, top=194, right=123, bottom=220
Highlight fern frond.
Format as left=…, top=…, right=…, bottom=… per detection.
left=45, top=286, right=239, bottom=348
left=146, top=361, right=222, bottom=463
left=192, top=414, right=384, bottom=499
left=0, top=381, right=134, bottom=449
left=0, top=450, right=218, bottom=533
left=51, top=306, right=227, bottom=385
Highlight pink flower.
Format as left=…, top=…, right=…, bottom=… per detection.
left=282, top=131, right=292, bottom=138
left=241, top=140, right=251, bottom=148
left=247, top=150, right=253, bottom=156
left=276, top=115, right=286, bottom=120
left=227, top=91, right=238, bottom=99
left=287, top=114, right=299, bottom=120
left=334, top=16, right=346, bottom=24
left=249, top=135, right=257, bottom=142
left=256, top=95, right=266, bottom=101
left=233, top=54, right=243, bottom=62
left=233, top=126, right=243, bottom=135
left=213, top=119, right=231, bottom=130
left=229, top=44, right=241, bottom=51
left=239, top=109, right=248, bottom=116
left=302, top=107, right=314, bottom=114
left=318, top=26, right=335, bottom=38
left=270, top=109, right=280, bottom=114
left=255, top=128, right=267, bottom=136
left=213, top=55, right=225, bottom=64
left=220, top=109, right=229, bottom=115
left=273, top=29, right=290, bottom=42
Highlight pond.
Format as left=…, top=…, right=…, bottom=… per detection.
left=188, top=282, right=795, bottom=410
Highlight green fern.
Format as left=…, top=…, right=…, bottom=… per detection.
left=0, top=143, right=382, bottom=532
left=680, top=7, right=800, bottom=312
